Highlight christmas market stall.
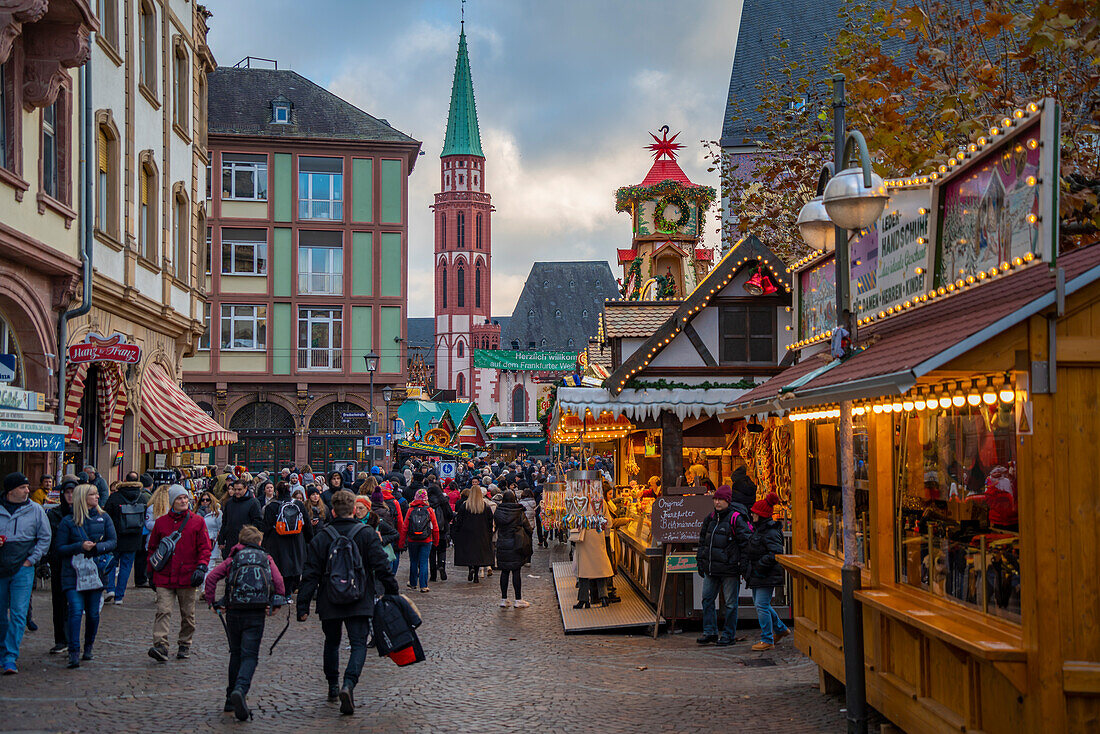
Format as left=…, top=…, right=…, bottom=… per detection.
left=726, top=100, right=1100, bottom=733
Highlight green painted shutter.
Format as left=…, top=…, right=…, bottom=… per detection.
left=273, top=153, right=292, bottom=222
left=272, top=303, right=291, bottom=374
left=273, top=228, right=292, bottom=297
left=351, top=306, right=373, bottom=374
left=380, top=159, right=402, bottom=224
left=352, top=231, right=373, bottom=296
left=352, top=158, right=373, bottom=222
left=379, top=232, right=402, bottom=298
left=380, top=306, right=401, bottom=373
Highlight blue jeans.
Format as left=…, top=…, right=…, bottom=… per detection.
left=64, top=588, right=102, bottom=654
left=390, top=550, right=400, bottom=576
left=752, top=586, right=788, bottom=644
left=321, top=615, right=370, bottom=687
left=226, top=610, right=266, bottom=697
left=0, top=565, right=36, bottom=667
left=701, top=574, right=740, bottom=639
left=105, top=551, right=135, bottom=599
left=407, top=542, right=430, bottom=589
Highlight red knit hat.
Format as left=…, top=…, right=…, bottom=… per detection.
left=750, top=491, right=780, bottom=519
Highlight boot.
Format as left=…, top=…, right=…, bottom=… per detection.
left=148, top=643, right=169, bottom=662
left=81, top=645, right=94, bottom=661
left=439, top=567, right=447, bottom=581
left=339, top=683, right=355, bottom=715
left=327, top=681, right=340, bottom=700
left=67, top=651, right=80, bottom=668
left=230, top=689, right=252, bottom=721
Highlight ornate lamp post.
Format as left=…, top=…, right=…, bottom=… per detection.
left=364, top=351, right=378, bottom=467
left=795, top=74, right=887, bottom=734
left=382, top=384, right=393, bottom=470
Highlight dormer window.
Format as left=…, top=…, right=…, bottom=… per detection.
left=273, top=104, right=290, bottom=123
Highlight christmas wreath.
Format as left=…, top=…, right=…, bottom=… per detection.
left=654, top=194, right=690, bottom=232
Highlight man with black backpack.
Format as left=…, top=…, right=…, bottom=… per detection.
left=695, top=483, right=753, bottom=647
left=102, top=474, right=151, bottom=604
left=297, top=490, right=399, bottom=716
left=204, top=525, right=285, bottom=721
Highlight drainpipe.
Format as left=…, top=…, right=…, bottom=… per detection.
left=56, top=48, right=94, bottom=476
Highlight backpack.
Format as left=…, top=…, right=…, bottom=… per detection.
left=117, top=495, right=147, bottom=535
left=324, top=525, right=367, bottom=605
left=274, top=501, right=303, bottom=535
left=150, top=513, right=189, bottom=571
left=226, top=545, right=274, bottom=610
left=406, top=506, right=432, bottom=542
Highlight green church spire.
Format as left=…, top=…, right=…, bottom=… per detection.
left=441, top=26, right=484, bottom=158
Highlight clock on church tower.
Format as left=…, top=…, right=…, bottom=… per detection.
left=615, top=128, right=717, bottom=300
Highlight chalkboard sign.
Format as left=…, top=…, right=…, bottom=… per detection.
left=650, top=495, right=714, bottom=544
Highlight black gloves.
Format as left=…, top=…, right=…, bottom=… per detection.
left=190, top=565, right=207, bottom=587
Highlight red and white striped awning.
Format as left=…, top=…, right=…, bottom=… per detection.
left=139, top=364, right=236, bottom=453
left=64, top=361, right=127, bottom=443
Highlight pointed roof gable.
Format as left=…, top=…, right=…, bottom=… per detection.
left=639, top=157, right=694, bottom=186
left=441, top=28, right=484, bottom=158
left=605, top=235, right=792, bottom=394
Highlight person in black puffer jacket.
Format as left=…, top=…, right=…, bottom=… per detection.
left=492, top=490, right=533, bottom=608
left=695, top=484, right=752, bottom=646
left=217, top=479, right=263, bottom=556
left=261, top=482, right=314, bottom=593
left=426, top=482, right=453, bottom=583
left=45, top=476, right=78, bottom=654
left=744, top=492, right=789, bottom=651
left=102, top=477, right=151, bottom=603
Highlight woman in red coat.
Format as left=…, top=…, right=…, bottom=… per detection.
left=145, top=485, right=211, bottom=662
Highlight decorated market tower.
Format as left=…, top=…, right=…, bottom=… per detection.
left=433, top=21, right=497, bottom=399
left=615, top=128, right=717, bottom=299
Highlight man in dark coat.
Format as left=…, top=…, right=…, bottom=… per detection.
left=102, top=475, right=151, bottom=604
left=261, top=482, right=313, bottom=592
left=297, top=490, right=398, bottom=715
left=695, top=485, right=752, bottom=646
left=217, top=479, right=263, bottom=556
left=45, top=476, right=78, bottom=654
left=426, top=482, right=453, bottom=582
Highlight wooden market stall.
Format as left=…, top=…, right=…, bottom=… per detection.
left=728, top=240, right=1100, bottom=733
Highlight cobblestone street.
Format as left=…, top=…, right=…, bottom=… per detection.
left=2, top=546, right=851, bottom=733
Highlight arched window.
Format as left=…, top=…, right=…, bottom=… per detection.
left=476, top=213, right=482, bottom=249
left=567, top=338, right=575, bottom=347
left=582, top=309, right=588, bottom=318
left=511, top=385, right=526, bottom=422
left=440, top=213, right=446, bottom=248
left=440, top=265, right=447, bottom=308
left=457, top=341, right=464, bottom=358
left=541, top=338, right=547, bottom=347
left=457, top=212, right=465, bottom=248
left=554, top=309, right=561, bottom=318
left=457, top=267, right=465, bottom=307
left=138, top=155, right=158, bottom=262
left=456, top=372, right=466, bottom=397
left=475, top=267, right=481, bottom=308
left=173, top=42, right=189, bottom=131
left=139, top=1, right=156, bottom=90
left=173, top=188, right=189, bottom=284
left=96, top=117, right=120, bottom=238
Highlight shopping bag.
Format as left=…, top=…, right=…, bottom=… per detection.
left=72, top=554, right=104, bottom=592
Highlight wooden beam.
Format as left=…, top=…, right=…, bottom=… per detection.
left=681, top=321, right=717, bottom=367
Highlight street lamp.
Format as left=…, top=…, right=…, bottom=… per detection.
left=793, top=74, right=885, bottom=734
left=364, top=352, right=378, bottom=467
left=382, top=384, right=393, bottom=469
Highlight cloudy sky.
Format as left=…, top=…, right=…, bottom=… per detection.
left=204, top=0, right=744, bottom=317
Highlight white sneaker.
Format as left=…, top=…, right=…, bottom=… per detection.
left=103, top=592, right=115, bottom=603
left=113, top=599, right=123, bottom=606
left=499, top=599, right=511, bottom=608
left=513, top=599, right=530, bottom=608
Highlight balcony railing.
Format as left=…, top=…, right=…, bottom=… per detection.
left=297, top=348, right=342, bottom=370
left=298, top=273, right=343, bottom=295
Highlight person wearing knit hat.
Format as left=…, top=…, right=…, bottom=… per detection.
left=0, top=471, right=51, bottom=673
left=695, top=484, right=752, bottom=646
left=353, top=495, right=372, bottom=522
left=745, top=491, right=789, bottom=651
left=401, top=488, right=439, bottom=592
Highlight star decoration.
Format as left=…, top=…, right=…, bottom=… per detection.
left=647, top=128, right=684, bottom=161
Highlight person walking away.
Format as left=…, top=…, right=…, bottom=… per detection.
left=745, top=491, right=789, bottom=651
left=204, top=524, right=285, bottom=721
left=297, top=490, right=399, bottom=715
left=218, top=479, right=263, bottom=558
left=146, top=485, right=211, bottom=662
left=401, top=489, right=439, bottom=593
left=451, top=483, right=494, bottom=583
left=695, top=484, right=752, bottom=646
left=375, top=484, right=405, bottom=575
left=46, top=477, right=78, bottom=653
left=133, top=473, right=155, bottom=587
left=30, top=474, right=54, bottom=505
left=56, top=484, right=117, bottom=668
left=102, top=475, right=151, bottom=604
left=355, top=498, right=399, bottom=565
left=427, top=482, right=453, bottom=582
left=0, top=472, right=52, bottom=674
left=262, top=481, right=313, bottom=593
left=493, top=490, right=533, bottom=608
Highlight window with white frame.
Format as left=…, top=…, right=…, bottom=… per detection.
left=221, top=153, right=267, bottom=200
left=220, top=304, right=266, bottom=350
left=272, top=103, right=290, bottom=123
left=298, top=156, right=343, bottom=220
left=205, top=226, right=212, bottom=274
left=298, top=230, right=343, bottom=295
left=221, top=228, right=267, bottom=275
left=297, top=307, right=342, bottom=370
left=173, top=193, right=189, bottom=283
left=173, top=46, right=188, bottom=131
left=42, top=102, right=58, bottom=198
left=198, top=302, right=211, bottom=350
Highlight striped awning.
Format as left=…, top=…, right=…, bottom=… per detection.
left=139, top=364, right=236, bottom=453
left=64, top=361, right=126, bottom=442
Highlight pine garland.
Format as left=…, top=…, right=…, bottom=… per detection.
left=622, top=378, right=758, bottom=391
left=615, top=178, right=716, bottom=214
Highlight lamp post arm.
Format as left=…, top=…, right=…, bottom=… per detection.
left=842, top=130, right=876, bottom=190
left=815, top=163, right=835, bottom=197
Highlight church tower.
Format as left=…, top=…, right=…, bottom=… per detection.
left=433, top=24, right=496, bottom=399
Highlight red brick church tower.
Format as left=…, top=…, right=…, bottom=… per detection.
left=433, top=22, right=497, bottom=399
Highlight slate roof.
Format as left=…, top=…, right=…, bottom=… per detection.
left=405, top=316, right=510, bottom=376
left=729, top=244, right=1100, bottom=411
left=602, top=302, right=681, bottom=339
left=502, top=262, right=621, bottom=352
left=441, top=28, right=484, bottom=157
left=208, top=67, right=420, bottom=147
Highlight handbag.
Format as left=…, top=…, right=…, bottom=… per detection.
left=150, top=513, right=190, bottom=572
left=71, top=536, right=104, bottom=592
left=77, top=522, right=113, bottom=580
left=383, top=543, right=397, bottom=563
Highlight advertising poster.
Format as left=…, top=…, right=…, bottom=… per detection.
left=849, top=187, right=932, bottom=316
left=798, top=254, right=836, bottom=341
left=936, top=119, right=1043, bottom=285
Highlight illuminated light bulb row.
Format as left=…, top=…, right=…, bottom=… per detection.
left=789, top=329, right=833, bottom=350
left=788, top=408, right=841, bottom=421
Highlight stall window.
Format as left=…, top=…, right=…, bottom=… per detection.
left=894, top=395, right=1020, bottom=621
left=719, top=305, right=775, bottom=364
left=807, top=415, right=870, bottom=564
